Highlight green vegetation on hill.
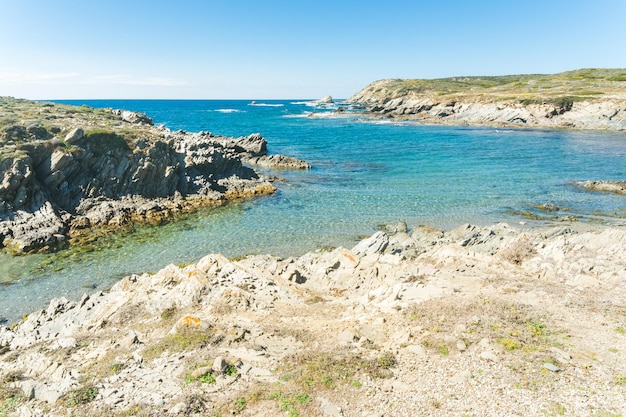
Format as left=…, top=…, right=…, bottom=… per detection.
left=356, top=68, right=626, bottom=104
left=0, top=97, right=153, bottom=159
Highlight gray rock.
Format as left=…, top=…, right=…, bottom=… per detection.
left=64, top=128, right=84, bottom=144
left=319, top=397, right=343, bottom=416
left=543, top=363, right=561, bottom=372
left=212, top=356, right=229, bottom=375
left=338, top=330, right=358, bottom=345
left=191, top=366, right=213, bottom=379
left=317, top=95, right=334, bottom=104
left=245, top=154, right=311, bottom=169
left=549, top=347, right=572, bottom=364
left=405, top=344, right=426, bottom=356
left=479, top=351, right=500, bottom=362
left=0, top=121, right=310, bottom=253
left=352, top=231, right=389, bottom=257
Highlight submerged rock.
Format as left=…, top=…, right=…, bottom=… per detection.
left=575, top=180, right=626, bottom=195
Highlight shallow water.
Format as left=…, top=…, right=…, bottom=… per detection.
left=1, top=100, right=625, bottom=324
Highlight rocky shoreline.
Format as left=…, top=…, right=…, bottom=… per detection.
left=0, top=98, right=309, bottom=255
left=346, top=69, right=626, bottom=131
left=1, top=222, right=625, bottom=416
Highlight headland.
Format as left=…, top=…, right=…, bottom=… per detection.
left=346, top=68, right=626, bottom=131
left=0, top=97, right=309, bottom=255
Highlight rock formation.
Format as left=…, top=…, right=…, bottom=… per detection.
left=347, top=69, right=626, bottom=131
left=0, top=98, right=309, bottom=254
left=575, top=180, right=626, bottom=195
left=1, top=223, right=625, bottom=416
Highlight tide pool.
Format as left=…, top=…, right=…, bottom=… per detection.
left=1, top=99, right=625, bottom=324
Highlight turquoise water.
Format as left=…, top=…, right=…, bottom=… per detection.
left=1, top=99, right=625, bottom=323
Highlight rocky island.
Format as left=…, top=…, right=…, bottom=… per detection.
left=0, top=97, right=309, bottom=255
left=347, top=68, right=626, bottom=131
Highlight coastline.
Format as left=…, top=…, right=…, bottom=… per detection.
left=0, top=98, right=309, bottom=255
left=1, top=221, right=625, bottom=416
left=2, top=94, right=626, bottom=416
left=345, top=69, right=626, bottom=132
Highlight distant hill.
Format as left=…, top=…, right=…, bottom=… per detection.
left=347, top=68, right=626, bottom=130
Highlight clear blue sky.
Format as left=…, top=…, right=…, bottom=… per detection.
left=1, top=0, right=625, bottom=99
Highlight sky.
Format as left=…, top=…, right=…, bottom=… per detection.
left=1, top=0, right=625, bottom=99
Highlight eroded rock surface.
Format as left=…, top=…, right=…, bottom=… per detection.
left=1, top=223, right=625, bottom=416
left=0, top=99, right=309, bottom=254
left=347, top=69, right=626, bottom=131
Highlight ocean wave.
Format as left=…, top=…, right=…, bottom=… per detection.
left=248, top=101, right=284, bottom=107
left=291, top=100, right=339, bottom=109
left=215, top=109, right=242, bottom=113
left=282, top=111, right=358, bottom=120
left=282, top=112, right=313, bottom=118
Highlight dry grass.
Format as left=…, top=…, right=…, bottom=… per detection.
left=405, top=297, right=559, bottom=358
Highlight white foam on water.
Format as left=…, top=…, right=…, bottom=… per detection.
left=248, top=102, right=284, bottom=107
left=215, top=109, right=242, bottom=113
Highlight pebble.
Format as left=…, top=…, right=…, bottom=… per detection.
left=543, top=363, right=561, bottom=372
left=479, top=351, right=499, bottom=362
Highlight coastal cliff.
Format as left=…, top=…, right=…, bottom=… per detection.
left=347, top=68, right=626, bottom=130
left=1, top=223, right=624, bottom=416
left=0, top=98, right=309, bottom=255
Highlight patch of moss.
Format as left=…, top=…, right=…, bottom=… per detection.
left=142, top=329, right=215, bottom=361
left=83, top=129, right=131, bottom=154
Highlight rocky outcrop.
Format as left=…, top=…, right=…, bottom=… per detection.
left=0, top=99, right=309, bottom=254
left=347, top=69, right=626, bottom=131
left=1, top=223, right=625, bottom=415
left=315, top=95, right=334, bottom=104
left=576, top=180, right=626, bottom=195
left=209, top=132, right=310, bottom=169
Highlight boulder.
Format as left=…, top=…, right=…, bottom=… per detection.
left=352, top=231, right=389, bottom=257
left=64, top=128, right=84, bottom=144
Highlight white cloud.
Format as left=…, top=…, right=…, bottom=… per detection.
left=0, top=72, right=80, bottom=85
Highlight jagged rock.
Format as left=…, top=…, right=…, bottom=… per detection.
left=212, top=356, right=229, bottom=375
left=3, top=223, right=626, bottom=415
left=109, top=109, right=154, bottom=125
left=346, top=71, right=626, bottom=131
left=244, top=154, right=311, bottom=169
left=0, top=101, right=308, bottom=254
left=351, top=231, right=389, bottom=257
left=26, top=123, right=51, bottom=140
left=64, top=128, right=84, bottom=144
left=576, top=180, right=626, bottom=195
left=316, top=95, right=334, bottom=104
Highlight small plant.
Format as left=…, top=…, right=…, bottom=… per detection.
left=378, top=350, right=396, bottom=364
left=65, top=386, right=98, bottom=406
left=439, top=345, right=449, bottom=356
left=160, top=306, right=177, bottom=320
left=110, top=362, right=126, bottom=374
left=234, top=397, right=247, bottom=413
left=614, top=327, right=625, bottom=335
left=225, top=364, right=238, bottom=377
left=198, top=372, right=216, bottom=384
left=0, top=388, right=23, bottom=417
left=498, top=337, right=522, bottom=351
left=270, top=391, right=311, bottom=417
left=182, top=393, right=208, bottom=415
left=142, top=329, right=214, bottom=361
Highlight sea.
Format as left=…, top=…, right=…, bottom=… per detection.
left=1, top=99, right=625, bottom=324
